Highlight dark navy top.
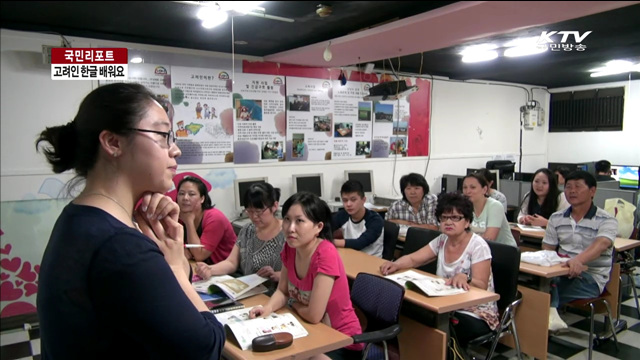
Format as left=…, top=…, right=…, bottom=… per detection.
left=37, top=203, right=225, bottom=359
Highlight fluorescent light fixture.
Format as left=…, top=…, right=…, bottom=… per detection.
left=130, top=57, right=143, bottom=64
left=504, top=46, right=547, bottom=57
left=460, top=44, right=499, bottom=63
left=198, top=7, right=229, bottom=28
left=218, top=1, right=264, bottom=14
left=462, top=51, right=498, bottom=63
left=589, top=60, right=639, bottom=77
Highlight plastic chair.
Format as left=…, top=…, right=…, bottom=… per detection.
left=565, top=251, right=619, bottom=360
left=402, top=227, right=441, bottom=274
left=382, top=221, right=400, bottom=260
left=467, top=241, right=523, bottom=360
left=350, top=273, right=405, bottom=360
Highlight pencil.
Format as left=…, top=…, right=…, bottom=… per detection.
left=184, top=244, right=205, bottom=248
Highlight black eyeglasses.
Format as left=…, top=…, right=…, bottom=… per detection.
left=127, top=128, right=175, bottom=148
left=438, top=215, right=465, bottom=223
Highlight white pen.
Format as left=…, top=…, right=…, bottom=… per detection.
left=184, top=244, right=205, bottom=248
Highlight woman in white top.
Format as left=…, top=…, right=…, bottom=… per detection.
left=517, top=168, right=570, bottom=227
left=462, top=173, right=517, bottom=247
left=380, top=192, right=499, bottom=347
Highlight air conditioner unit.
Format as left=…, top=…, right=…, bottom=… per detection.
left=363, top=80, right=418, bottom=101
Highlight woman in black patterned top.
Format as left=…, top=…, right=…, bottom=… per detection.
left=195, top=183, right=285, bottom=289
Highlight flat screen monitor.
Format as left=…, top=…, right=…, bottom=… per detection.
left=486, top=160, right=515, bottom=180
left=293, top=173, right=324, bottom=198
left=344, top=170, right=374, bottom=194
left=610, top=165, right=639, bottom=190
left=514, top=172, right=535, bottom=182
left=234, top=177, right=268, bottom=212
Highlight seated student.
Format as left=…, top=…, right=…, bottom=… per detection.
left=195, top=182, right=285, bottom=291
left=554, top=166, right=571, bottom=188
left=477, top=168, right=508, bottom=213
left=542, top=171, right=617, bottom=331
left=462, top=173, right=517, bottom=247
left=380, top=192, right=499, bottom=347
left=385, top=172, right=438, bottom=230
left=595, top=160, right=615, bottom=182
left=249, top=192, right=364, bottom=359
left=175, top=173, right=237, bottom=264
left=517, top=168, right=569, bottom=227
left=331, top=180, right=384, bottom=257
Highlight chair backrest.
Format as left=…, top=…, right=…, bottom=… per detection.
left=350, top=273, right=405, bottom=332
left=402, top=227, right=441, bottom=274
left=382, top=220, right=400, bottom=260
left=485, top=241, right=521, bottom=311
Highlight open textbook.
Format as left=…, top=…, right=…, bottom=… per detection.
left=193, top=274, right=268, bottom=301
left=516, top=223, right=546, bottom=232
left=385, top=270, right=467, bottom=297
left=214, top=308, right=308, bottom=351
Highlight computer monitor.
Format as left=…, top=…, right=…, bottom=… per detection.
left=292, top=173, right=324, bottom=198
left=514, top=172, right=535, bottom=182
left=344, top=170, right=374, bottom=197
left=485, top=160, right=515, bottom=180
left=610, top=165, right=639, bottom=190
left=234, top=177, right=268, bottom=214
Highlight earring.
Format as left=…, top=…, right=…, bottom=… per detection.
left=113, top=151, right=119, bottom=157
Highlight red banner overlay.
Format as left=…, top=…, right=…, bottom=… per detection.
left=51, top=48, right=128, bottom=64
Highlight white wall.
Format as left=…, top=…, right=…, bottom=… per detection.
left=1, top=29, right=551, bottom=220
left=547, top=80, right=640, bottom=166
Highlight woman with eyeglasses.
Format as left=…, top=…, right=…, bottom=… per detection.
left=35, top=83, right=225, bottom=359
left=463, top=173, right=517, bottom=247
left=195, top=183, right=285, bottom=289
left=380, top=192, right=499, bottom=348
left=176, top=174, right=237, bottom=265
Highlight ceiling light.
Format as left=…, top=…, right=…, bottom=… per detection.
left=218, top=1, right=264, bottom=15
left=460, top=43, right=498, bottom=55
left=461, top=51, right=498, bottom=63
left=234, top=40, right=248, bottom=45
left=130, top=57, right=143, bottom=64
left=323, top=42, right=332, bottom=62
left=504, top=46, right=547, bottom=57
left=198, top=6, right=229, bottom=28
left=589, top=60, right=639, bottom=77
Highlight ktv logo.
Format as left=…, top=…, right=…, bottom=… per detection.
left=537, top=31, right=592, bottom=52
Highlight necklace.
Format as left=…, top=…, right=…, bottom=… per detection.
left=81, top=192, right=133, bottom=220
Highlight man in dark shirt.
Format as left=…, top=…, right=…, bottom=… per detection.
left=331, top=180, right=384, bottom=257
left=595, top=160, right=615, bottom=182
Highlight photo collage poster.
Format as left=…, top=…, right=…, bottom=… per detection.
left=170, top=66, right=233, bottom=164
left=285, top=76, right=333, bottom=162
left=332, top=80, right=373, bottom=160
left=232, top=74, right=286, bottom=164
left=370, top=79, right=413, bottom=158
left=99, top=63, right=171, bottom=100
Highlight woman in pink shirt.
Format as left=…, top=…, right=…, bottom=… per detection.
left=176, top=174, right=236, bottom=264
left=250, top=192, right=363, bottom=359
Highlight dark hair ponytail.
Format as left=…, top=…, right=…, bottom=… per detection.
left=36, top=120, right=78, bottom=174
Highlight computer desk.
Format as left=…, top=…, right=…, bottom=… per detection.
left=222, top=294, right=353, bottom=360
left=338, top=248, right=499, bottom=360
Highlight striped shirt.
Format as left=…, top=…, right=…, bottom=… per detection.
left=542, top=204, right=618, bottom=292
left=385, top=193, right=437, bottom=225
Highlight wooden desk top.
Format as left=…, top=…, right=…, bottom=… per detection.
left=511, top=225, right=638, bottom=252
left=614, top=238, right=640, bottom=252
left=518, top=262, right=570, bottom=278
left=222, top=295, right=353, bottom=360
left=337, top=248, right=499, bottom=314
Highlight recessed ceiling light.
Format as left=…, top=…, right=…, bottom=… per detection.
left=130, top=57, right=143, bottom=64
left=234, top=40, right=248, bottom=45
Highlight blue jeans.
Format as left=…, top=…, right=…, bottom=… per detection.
left=550, top=272, right=601, bottom=308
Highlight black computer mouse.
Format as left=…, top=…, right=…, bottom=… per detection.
left=251, top=332, right=293, bottom=352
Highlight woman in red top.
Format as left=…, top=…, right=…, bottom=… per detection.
left=176, top=174, right=236, bottom=264
left=250, top=192, right=363, bottom=359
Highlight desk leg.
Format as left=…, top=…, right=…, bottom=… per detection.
left=436, top=313, right=450, bottom=338
left=539, top=277, right=552, bottom=294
